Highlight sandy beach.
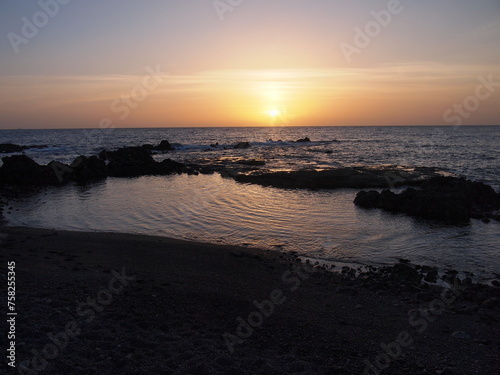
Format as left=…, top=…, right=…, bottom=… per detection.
left=1, top=225, right=498, bottom=375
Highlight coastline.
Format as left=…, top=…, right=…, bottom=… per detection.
left=1, top=225, right=498, bottom=374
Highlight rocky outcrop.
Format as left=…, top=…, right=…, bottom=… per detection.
left=100, top=147, right=156, bottom=177
left=236, top=159, right=266, bottom=166
left=70, top=156, right=107, bottom=183
left=155, top=140, right=173, bottom=151
left=99, top=147, right=185, bottom=177
left=235, top=167, right=441, bottom=190
left=354, top=176, right=500, bottom=222
left=0, top=147, right=187, bottom=186
left=234, top=142, right=251, bottom=149
left=296, top=137, right=311, bottom=143
left=0, top=155, right=57, bottom=186
left=0, top=143, right=49, bottom=153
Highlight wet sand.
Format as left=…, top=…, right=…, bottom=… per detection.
left=0, top=226, right=498, bottom=375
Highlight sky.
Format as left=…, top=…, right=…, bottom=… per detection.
left=0, top=0, right=499, bottom=129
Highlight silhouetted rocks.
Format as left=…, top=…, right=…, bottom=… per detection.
left=0, top=143, right=49, bottom=153
left=236, top=159, right=266, bottom=166
left=0, top=155, right=56, bottom=186
left=100, top=147, right=155, bottom=177
left=354, top=176, right=500, bottom=222
left=0, top=145, right=187, bottom=186
left=234, top=142, right=251, bottom=149
left=0, top=144, right=23, bottom=153
left=235, top=167, right=440, bottom=189
left=155, top=140, right=173, bottom=151
left=296, top=137, right=311, bottom=143
left=99, top=147, right=185, bottom=177
left=71, top=156, right=107, bottom=182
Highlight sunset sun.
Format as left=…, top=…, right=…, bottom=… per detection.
left=268, top=109, right=282, bottom=118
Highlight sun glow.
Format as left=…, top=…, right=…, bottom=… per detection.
left=267, top=109, right=282, bottom=118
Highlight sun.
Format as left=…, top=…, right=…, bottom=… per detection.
left=267, top=109, right=282, bottom=118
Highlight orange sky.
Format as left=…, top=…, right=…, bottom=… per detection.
left=0, top=1, right=499, bottom=128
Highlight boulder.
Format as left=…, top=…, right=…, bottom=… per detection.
left=236, top=159, right=266, bottom=166
left=70, top=156, right=107, bottom=182
left=354, top=176, right=500, bottom=222
left=236, top=168, right=396, bottom=189
left=0, top=144, right=23, bottom=153
left=0, top=144, right=49, bottom=153
left=0, top=155, right=53, bottom=185
left=234, top=142, right=251, bottom=149
left=155, top=140, right=173, bottom=151
left=101, top=147, right=156, bottom=177
left=296, top=137, right=311, bottom=143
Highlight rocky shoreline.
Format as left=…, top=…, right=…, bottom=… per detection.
left=1, top=139, right=499, bottom=224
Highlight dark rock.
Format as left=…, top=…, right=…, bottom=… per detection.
left=47, top=161, right=73, bottom=184
left=0, top=155, right=56, bottom=186
left=155, top=159, right=185, bottom=174
left=0, top=144, right=49, bottom=153
left=0, top=143, right=23, bottom=153
left=236, top=168, right=408, bottom=189
left=236, top=159, right=266, bottom=166
left=156, top=140, right=173, bottom=151
left=296, top=137, right=311, bottom=143
left=354, top=176, right=500, bottom=222
left=101, top=147, right=156, bottom=177
left=390, top=263, right=421, bottom=285
left=99, top=147, right=185, bottom=177
left=234, top=142, right=251, bottom=149
left=70, top=156, right=107, bottom=182
left=423, top=269, right=438, bottom=283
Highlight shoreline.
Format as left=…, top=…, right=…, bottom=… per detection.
left=1, top=225, right=498, bottom=374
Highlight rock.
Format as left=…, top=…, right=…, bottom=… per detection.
left=141, top=144, right=155, bottom=151
left=451, top=331, right=470, bottom=339
left=70, top=156, right=107, bottom=183
left=0, top=144, right=49, bottom=153
left=296, top=137, right=311, bottom=143
left=0, top=143, right=23, bottom=153
left=355, top=176, right=500, bottom=223
left=390, top=263, right=421, bottom=285
left=424, top=269, right=439, bottom=283
left=0, top=155, right=55, bottom=186
left=236, top=167, right=420, bottom=190
left=353, top=190, right=380, bottom=208
left=101, top=147, right=156, bottom=177
left=234, top=142, right=250, bottom=149
left=155, top=140, right=173, bottom=151
left=236, top=159, right=265, bottom=166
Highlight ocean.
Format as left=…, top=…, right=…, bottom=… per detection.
left=1, top=126, right=499, bottom=281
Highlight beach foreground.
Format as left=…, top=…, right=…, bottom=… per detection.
left=1, top=226, right=498, bottom=375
